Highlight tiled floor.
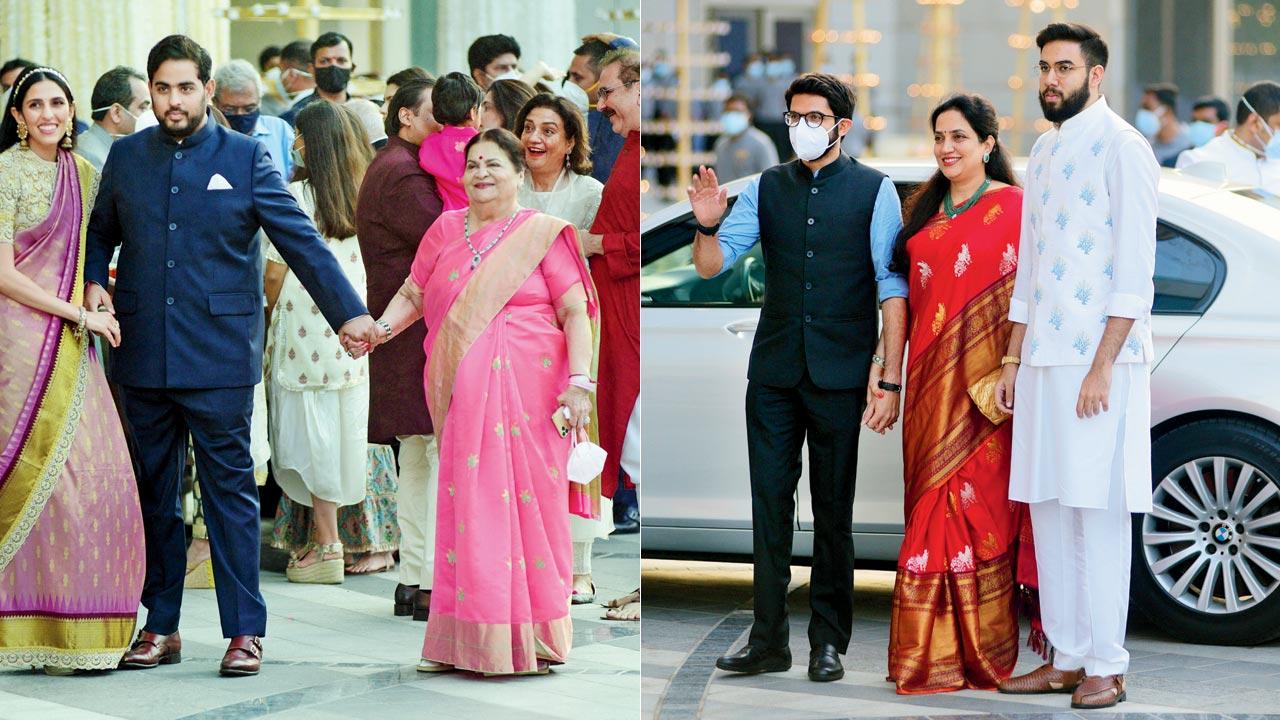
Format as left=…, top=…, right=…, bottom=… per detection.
left=642, top=559, right=1280, bottom=719
left=0, top=531, right=640, bottom=720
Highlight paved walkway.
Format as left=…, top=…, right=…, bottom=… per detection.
left=643, top=559, right=1280, bottom=719
left=0, top=532, right=639, bottom=720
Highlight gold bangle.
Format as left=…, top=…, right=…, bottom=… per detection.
left=1001, top=355, right=1021, bottom=366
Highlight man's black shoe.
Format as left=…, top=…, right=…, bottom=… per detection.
left=715, top=645, right=791, bottom=674
left=808, top=644, right=844, bottom=682
left=612, top=503, right=640, bottom=534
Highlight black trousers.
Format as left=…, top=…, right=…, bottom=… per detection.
left=745, top=373, right=865, bottom=653
left=121, top=385, right=267, bottom=638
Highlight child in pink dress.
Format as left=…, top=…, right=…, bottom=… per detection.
left=418, top=72, right=484, bottom=211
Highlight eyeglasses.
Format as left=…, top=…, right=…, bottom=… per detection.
left=1036, top=61, right=1085, bottom=77
left=219, top=103, right=259, bottom=116
left=597, top=80, right=636, bottom=102
left=783, top=111, right=840, bottom=128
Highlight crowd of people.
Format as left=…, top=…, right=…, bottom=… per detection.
left=0, top=27, right=640, bottom=679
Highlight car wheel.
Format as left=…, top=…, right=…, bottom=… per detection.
left=1132, top=418, right=1280, bottom=645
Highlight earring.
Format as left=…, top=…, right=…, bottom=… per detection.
left=60, top=119, right=74, bottom=149
left=17, top=121, right=28, bottom=149
left=982, top=151, right=990, bottom=163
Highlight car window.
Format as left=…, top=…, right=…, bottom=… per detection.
left=1152, top=222, right=1225, bottom=315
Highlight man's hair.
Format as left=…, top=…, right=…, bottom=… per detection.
left=467, top=34, right=521, bottom=73
left=600, top=48, right=640, bottom=85
left=1192, top=96, right=1230, bottom=123
left=724, top=93, right=754, bottom=113
left=280, top=40, right=311, bottom=69
left=1239, top=81, right=1280, bottom=126
left=311, top=32, right=353, bottom=62
left=784, top=73, right=855, bottom=119
left=258, top=45, right=281, bottom=71
left=1035, top=22, right=1108, bottom=68
left=385, top=78, right=435, bottom=137
left=573, top=33, right=637, bottom=73
left=213, top=59, right=265, bottom=100
left=91, top=65, right=146, bottom=121
left=1144, top=82, right=1179, bottom=111
left=432, top=71, right=484, bottom=126
left=387, top=66, right=432, bottom=89
left=1, top=57, right=37, bottom=82
left=147, top=34, right=213, bottom=84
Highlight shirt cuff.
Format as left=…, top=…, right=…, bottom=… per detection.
left=1008, top=297, right=1030, bottom=323
left=876, top=275, right=909, bottom=303
left=1105, top=292, right=1149, bottom=319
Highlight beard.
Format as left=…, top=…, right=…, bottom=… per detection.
left=1039, top=81, right=1090, bottom=124
left=159, top=102, right=206, bottom=140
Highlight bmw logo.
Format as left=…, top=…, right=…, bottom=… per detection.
left=1214, top=525, right=1233, bottom=543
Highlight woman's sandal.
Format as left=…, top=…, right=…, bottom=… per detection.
left=416, top=658, right=456, bottom=673
left=286, top=542, right=345, bottom=584
left=601, top=588, right=641, bottom=621
left=345, top=551, right=396, bottom=575
left=570, top=577, right=596, bottom=605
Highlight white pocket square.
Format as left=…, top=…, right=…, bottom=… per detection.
left=206, top=173, right=233, bottom=190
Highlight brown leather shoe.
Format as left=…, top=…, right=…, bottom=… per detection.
left=1072, top=674, right=1126, bottom=709
left=412, top=589, right=431, bottom=621
left=119, top=630, right=182, bottom=669
left=219, top=635, right=263, bottom=677
left=394, top=583, right=418, bottom=616
left=998, top=662, right=1085, bottom=694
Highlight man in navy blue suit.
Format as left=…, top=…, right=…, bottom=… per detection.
left=85, top=35, right=377, bottom=677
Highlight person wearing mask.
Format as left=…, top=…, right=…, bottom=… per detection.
left=1136, top=83, right=1190, bottom=167
left=213, top=59, right=294, bottom=179
left=355, top=78, right=444, bottom=621
left=270, top=40, right=315, bottom=120
left=1189, top=96, right=1230, bottom=146
left=282, top=33, right=356, bottom=126
left=757, top=53, right=796, bottom=161
left=687, top=73, right=907, bottom=682
left=713, top=94, right=778, bottom=182
left=259, top=45, right=282, bottom=74
left=78, top=66, right=150, bottom=170
left=564, top=33, right=636, bottom=183
left=418, top=72, right=483, bottom=211
left=467, top=33, right=522, bottom=90
left=381, top=66, right=431, bottom=120
left=1177, top=81, right=1280, bottom=194
left=480, top=78, right=536, bottom=133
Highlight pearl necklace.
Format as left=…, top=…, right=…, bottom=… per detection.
left=465, top=208, right=520, bottom=268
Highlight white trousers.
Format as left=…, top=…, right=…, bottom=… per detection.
left=1030, top=450, right=1133, bottom=677
left=396, top=434, right=439, bottom=589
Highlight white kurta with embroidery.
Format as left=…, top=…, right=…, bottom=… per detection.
left=1007, top=96, right=1159, bottom=512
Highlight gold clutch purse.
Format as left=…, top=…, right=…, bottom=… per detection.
left=967, top=368, right=1011, bottom=426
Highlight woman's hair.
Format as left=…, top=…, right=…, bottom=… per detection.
left=486, top=79, right=536, bottom=134
left=890, top=93, right=1019, bottom=273
left=463, top=127, right=527, bottom=175
left=514, top=92, right=592, bottom=176
left=294, top=101, right=374, bottom=239
left=1, top=67, right=75, bottom=153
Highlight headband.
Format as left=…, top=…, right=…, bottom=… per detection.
left=11, top=66, right=70, bottom=100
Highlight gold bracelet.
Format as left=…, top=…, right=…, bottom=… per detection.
left=1001, top=355, right=1021, bottom=366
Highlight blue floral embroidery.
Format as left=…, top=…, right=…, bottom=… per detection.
left=1077, top=232, right=1095, bottom=255
left=1099, top=313, right=1109, bottom=325
left=1105, top=215, right=1114, bottom=228
left=1051, top=257, right=1067, bottom=281
left=1051, top=138, right=1062, bottom=156
left=1049, top=308, right=1064, bottom=330
left=1073, top=333, right=1092, bottom=356
left=1091, top=139, right=1105, bottom=156
left=1063, top=161, right=1076, bottom=180
left=1127, top=336, right=1143, bottom=356
left=1030, top=336, right=1041, bottom=355
left=1034, top=285, right=1043, bottom=304
left=1035, top=163, right=1044, bottom=179
left=1041, top=187, right=1051, bottom=206
left=1103, top=261, right=1114, bottom=279
left=1036, top=238, right=1046, bottom=255
left=1055, top=210, right=1069, bottom=230
left=1074, top=282, right=1093, bottom=305
left=1079, top=183, right=1097, bottom=206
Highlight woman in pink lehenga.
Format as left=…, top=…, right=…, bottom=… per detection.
left=0, top=68, right=144, bottom=674
left=357, top=128, right=598, bottom=676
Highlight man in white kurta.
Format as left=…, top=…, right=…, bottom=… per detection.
left=995, top=23, right=1158, bottom=710
left=1175, top=81, right=1280, bottom=194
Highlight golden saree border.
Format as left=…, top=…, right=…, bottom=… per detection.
left=902, top=273, right=1015, bottom=506
left=888, top=553, right=1019, bottom=694
left=0, top=154, right=92, bottom=573
left=0, top=613, right=136, bottom=670
left=421, top=612, right=573, bottom=675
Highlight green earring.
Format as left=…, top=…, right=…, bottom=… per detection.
left=982, top=151, right=990, bottom=163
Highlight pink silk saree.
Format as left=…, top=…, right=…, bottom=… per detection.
left=410, top=208, right=598, bottom=674
left=0, top=151, right=144, bottom=670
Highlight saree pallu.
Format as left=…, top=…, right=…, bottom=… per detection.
left=888, top=187, right=1038, bottom=694
left=411, top=208, right=599, bottom=674
left=0, top=151, right=144, bottom=669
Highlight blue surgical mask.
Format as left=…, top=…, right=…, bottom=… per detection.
left=652, top=62, right=673, bottom=80
left=746, top=61, right=764, bottom=79
left=226, top=110, right=260, bottom=136
left=1187, top=120, right=1216, bottom=148
left=711, top=78, right=731, bottom=95
left=290, top=147, right=305, bottom=169
left=1134, top=108, right=1160, bottom=138
left=720, top=111, right=749, bottom=136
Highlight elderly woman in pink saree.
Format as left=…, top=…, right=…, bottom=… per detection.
left=356, top=128, right=598, bottom=676
left=0, top=68, right=144, bottom=674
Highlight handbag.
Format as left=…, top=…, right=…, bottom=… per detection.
left=967, top=367, right=1011, bottom=426
left=567, top=429, right=608, bottom=485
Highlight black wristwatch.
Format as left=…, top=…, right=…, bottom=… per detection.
left=696, top=221, right=721, bottom=236
left=877, top=379, right=902, bottom=393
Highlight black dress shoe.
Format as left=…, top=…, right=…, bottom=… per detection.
left=412, top=589, right=431, bottom=621
left=612, top=503, right=640, bottom=534
left=715, top=645, right=791, bottom=674
left=808, top=644, right=844, bottom=682
left=394, top=583, right=418, bottom=616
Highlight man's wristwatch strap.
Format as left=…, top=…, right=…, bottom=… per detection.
left=877, top=379, right=902, bottom=393
left=696, top=221, right=721, bottom=236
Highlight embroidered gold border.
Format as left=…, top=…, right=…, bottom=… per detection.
left=0, top=614, right=137, bottom=670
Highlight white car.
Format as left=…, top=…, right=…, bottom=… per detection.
left=641, top=159, right=1280, bottom=645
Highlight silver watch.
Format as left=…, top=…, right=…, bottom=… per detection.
left=375, top=319, right=392, bottom=339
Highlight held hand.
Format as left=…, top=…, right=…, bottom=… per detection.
left=686, top=165, right=728, bottom=228
left=995, top=363, right=1019, bottom=415
left=862, top=380, right=900, bottom=434
left=85, top=310, right=121, bottom=347
left=556, top=386, right=593, bottom=432
left=84, top=282, right=114, bottom=314
left=338, top=314, right=377, bottom=358
left=1076, top=365, right=1112, bottom=419
left=862, top=364, right=884, bottom=423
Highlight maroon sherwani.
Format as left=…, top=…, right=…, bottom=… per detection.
left=588, top=130, right=640, bottom=498
left=356, top=135, right=443, bottom=442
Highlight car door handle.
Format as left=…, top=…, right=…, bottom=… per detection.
left=725, top=319, right=758, bottom=336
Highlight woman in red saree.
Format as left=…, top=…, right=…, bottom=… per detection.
left=360, top=129, right=598, bottom=676
left=886, top=94, right=1040, bottom=694
left=0, top=68, right=144, bottom=673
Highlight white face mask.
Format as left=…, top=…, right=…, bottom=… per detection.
left=134, top=107, right=159, bottom=132
left=556, top=79, right=590, bottom=114
left=489, top=69, right=523, bottom=84
left=788, top=121, right=841, bottom=162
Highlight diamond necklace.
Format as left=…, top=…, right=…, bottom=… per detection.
left=465, top=208, right=521, bottom=268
